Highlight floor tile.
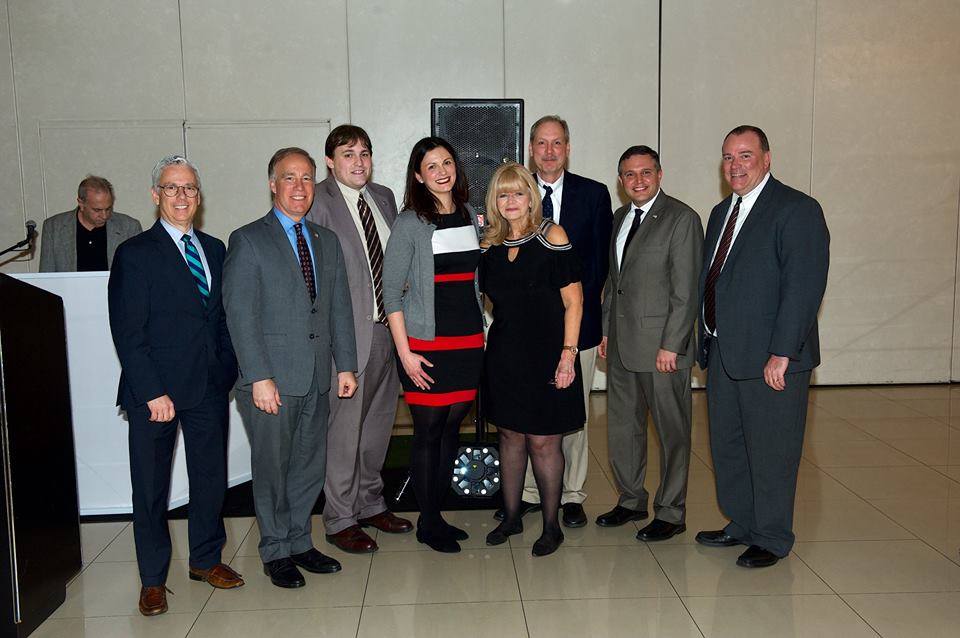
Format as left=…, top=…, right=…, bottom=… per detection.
left=803, top=440, right=920, bottom=467
left=794, top=465, right=860, bottom=501
left=897, top=398, right=960, bottom=419
left=867, top=498, right=960, bottom=557
left=33, top=613, right=198, bottom=638
left=373, top=509, right=495, bottom=552
left=793, top=540, right=960, bottom=593
left=203, top=554, right=370, bottom=611
left=580, top=470, right=620, bottom=505
left=803, top=417, right=874, bottom=442
left=824, top=466, right=960, bottom=500
left=932, top=465, right=960, bottom=482
left=870, top=385, right=951, bottom=401
left=80, top=521, right=128, bottom=566
left=98, top=517, right=254, bottom=563
left=792, top=498, right=914, bottom=541
left=884, top=437, right=960, bottom=466
left=682, top=594, right=878, bottom=638
left=188, top=608, right=361, bottom=637
left=843, top=416, right=951, bottom=441
left=843, top=592, right=960, bottom=638
left=510, top=503, right=643, bottom=548
left=234, top=515, right=376, bottom=559
left=358, top=602, right=527, bottom=638
left=649, top=544, right=830, bottom=596
left=52, top=560, right=213, bottom=618
left=524, top=598, right=701, bottom=638
left=514, top=544, right=675, bottom=600
left=365, top=547, right=519, bottom=605
left=811, top=398, right=926, bottom=420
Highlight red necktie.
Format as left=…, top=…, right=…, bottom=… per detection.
left=293, top=223, right=316, bottom=303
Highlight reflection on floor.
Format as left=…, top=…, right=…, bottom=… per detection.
left=39, top=386, right=960, bottom=637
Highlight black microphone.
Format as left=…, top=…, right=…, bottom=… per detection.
left=25, top=220, right=36, bottom=241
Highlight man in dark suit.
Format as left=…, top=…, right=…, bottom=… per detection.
left=504, top=114, right=613, bottom=528
left=695, top=125, right=829, bottom=568
left=223, top=147, right=358, bottom=589
left=599, top=146, right=703, bottom=541
left=40, top=175, right=142, bottom=272
left=306, top=125, right=412, bottom=554
left=108, top=155, right=243, bottom=617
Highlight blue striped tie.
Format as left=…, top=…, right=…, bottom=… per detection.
left=181, top=234, right=209, bottom=306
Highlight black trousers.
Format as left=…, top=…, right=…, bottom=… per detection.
left=127, top=387, right=229, bottom=586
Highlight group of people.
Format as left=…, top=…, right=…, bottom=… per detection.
left=40, top=114, right=829, bottom=617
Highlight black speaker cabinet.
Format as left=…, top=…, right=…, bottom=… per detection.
left=0, top=274, right=82, bottom=637
left=431, top=99, right=524, bottom=213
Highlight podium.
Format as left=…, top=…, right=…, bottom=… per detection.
left=0, top=274, right=81, bottom=636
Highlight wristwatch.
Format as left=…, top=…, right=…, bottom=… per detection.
left=561, top=345, right=579, bottom=355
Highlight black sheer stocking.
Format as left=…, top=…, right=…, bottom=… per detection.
left=527, top=433, right=564, bottom=534
left=409, top=401, right=472, bottom=535
left=496, top=427, right=529, bottom=528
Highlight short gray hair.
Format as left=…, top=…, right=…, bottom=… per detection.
left=151, top=154, right=201, bottom=189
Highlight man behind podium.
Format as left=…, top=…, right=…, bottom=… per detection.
left=108, top=155, right=243, bottom=617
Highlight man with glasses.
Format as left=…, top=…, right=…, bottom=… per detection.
left=108, top=155, right=243, bottom=617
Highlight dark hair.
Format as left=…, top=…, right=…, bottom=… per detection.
left=324, top=124, right=372, bottom=158
left=402, top=137, right=470, bottom=225
left=268, top=147, right=317, bottom=180
left=529, top=115, right=570, bottom=143
left=618, top=145, right=661, bottom=172
left=725, top=125, right=770, bottom=152
left=77, top=175, right=114, bottom=201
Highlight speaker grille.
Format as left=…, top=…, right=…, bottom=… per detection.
left=431, top=99, right=524, bottom=213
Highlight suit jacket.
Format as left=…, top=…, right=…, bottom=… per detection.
left=305, top=175, right=397, bottom=375
left=555, top=171, right=613, bottom=350
left=40, top=209, right=142, bottom=272
left=108, top=220, right=238, bottom=411
left=697, top=175, right=830, bottom=379
left=223, top=211, right=357, bottom=397
left=602, top=191, right=704, bottom=372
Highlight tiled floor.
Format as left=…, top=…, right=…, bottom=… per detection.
left=38, top=385, right=960, bottom=637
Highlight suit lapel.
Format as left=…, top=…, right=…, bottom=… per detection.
left=722, top=176, right=777, bottom=272
left=148, top=221, right=205, bottom=312
left=63, top=211, right=78, bottom=271
left=324, top=179, right=367, bottom=259
left=106, top=217, right=123, bottom=267
left=620, top=192, right=666, bottom=271
left=266, top=211, right=320, bottom=308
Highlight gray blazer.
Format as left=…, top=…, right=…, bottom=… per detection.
left=223, top=211, right=357, bottom=397
left=602, top=191, right=704, bottom=372
left=382, top=206, right=482, bottom=341
left=38, top=209, right=142, bottom=272
left=306, top=175, right=398, bottom=374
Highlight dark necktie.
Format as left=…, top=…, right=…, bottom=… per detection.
left=357, top=193, right=387, bottom=323
left=293, top=223, right=317, bottom=303
left=623, top=207, right=646, bottom=253
left=180, top=234, right=209, bottom=306
left=541, top=184, right=554, bottom=220
left=703, top=196, right=742, bottom=334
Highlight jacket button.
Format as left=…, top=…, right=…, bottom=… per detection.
left=309, top=333, right=315, bottom=339
left=311, top=308, right=317, bottom=314
left=366, top=315, right=372, bottom=321
left=617, top=289, right=623, bottom=295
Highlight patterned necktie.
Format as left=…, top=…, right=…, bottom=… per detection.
left=703, top=196, right=742, bottom=334
left=357, top=193, right=387, bottom=324
left=180, top=234, right=209, bottom=306
left=541, top=184, right=554, bottom=220
left=293, top=223, right=317, bottom=303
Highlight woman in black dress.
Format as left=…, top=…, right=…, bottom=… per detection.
left=382, top=137, right=483, bottom=553
left=480, top=162, right=584, bottom=556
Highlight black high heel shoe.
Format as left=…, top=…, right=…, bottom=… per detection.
left=531, top=527, right=564, bottom=556
left=485, top=520, right=523, bottom=546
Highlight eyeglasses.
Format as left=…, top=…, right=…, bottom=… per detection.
left=158, top=184, right=199, bottom=198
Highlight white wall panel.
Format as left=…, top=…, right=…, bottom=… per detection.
left=0, top=1, right=25, bottom=273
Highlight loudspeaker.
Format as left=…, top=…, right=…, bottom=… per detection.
left=431, top=99, right=524, bottom=213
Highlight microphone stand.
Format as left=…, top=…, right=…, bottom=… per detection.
left=0, top=232, right=34, bottom=258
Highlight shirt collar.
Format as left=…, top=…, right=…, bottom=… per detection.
left=737, top=172, right=771, bottom=207
left=159, top=217, right=194, bottom=242
left=537, top=171, right=564, bottom=191
left=334, top=178, right=366, bottom=206
left=630, top=189, right=661, bottom=216
left=273, top=207, right=305, bottom=232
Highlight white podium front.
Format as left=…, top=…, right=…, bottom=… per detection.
left=14, top=272, right=251, bottom=515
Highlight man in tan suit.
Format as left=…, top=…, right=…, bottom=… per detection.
left=599, top=145, right=703, bottom=541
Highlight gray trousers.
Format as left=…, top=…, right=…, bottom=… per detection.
left=606, top=336, right=692, bottom=524
left=323, top=323, right=400, bottom=534
left=237, top=373, right=329, bottom=563
left=706, top=338, right=810, bottom=557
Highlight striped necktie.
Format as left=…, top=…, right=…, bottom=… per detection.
left=180, top=234, right=209, bottom=306
left=703, top=196, right=741, bottom=334
left=357, top=193, right=386, bottom=323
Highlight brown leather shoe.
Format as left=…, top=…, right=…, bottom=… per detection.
left=358, top=510, right=414, bottom=534
left=188, top=563, right=245, bottom=589
left=326, top=525, right=378, bottom=553
left=138, top=585, right=169, bottom=616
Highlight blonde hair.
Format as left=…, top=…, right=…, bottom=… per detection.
left=483, top=162, right=543, bottom=246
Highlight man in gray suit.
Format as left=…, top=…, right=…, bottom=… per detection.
left=695, top=126, right=829, bottom=568
left=599, top=146, right=703, bottom=542
left=224, top=147, right=359, bottom=589
left=39, top=175, right=142, bottom=271
left=306, top=124, right=412, bottom=554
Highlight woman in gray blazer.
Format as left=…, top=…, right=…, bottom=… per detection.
left=382, top=137, right=483, bottom=553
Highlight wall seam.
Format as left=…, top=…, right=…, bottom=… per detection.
left=177, top=0, right=188, bottom=153
left=809, top=0, right=818, bottom=195
left=502, top=0, right=507, bottom=98
left=657, top=0, right=662, bottom=151
left=5, top=0, right=27, bottom=241
left=345, top=0, right=352, bottom=121
left=952, top=177, right=960, bottom=381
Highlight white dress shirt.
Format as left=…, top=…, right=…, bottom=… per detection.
left=335, top=179, right=391, bottom=321
left=159, top=217, right=211, bottom=288
left=615, top=189, right=661, bottom=270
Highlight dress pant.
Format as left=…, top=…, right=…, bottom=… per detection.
left=237, top=372, right=329, bottom=563
left=323, top=323, right=400, bottom=534
left=606, top=335, right=692, bottom=523
left=127, top=386, right=229, bottom=586
left=522, top=345, right=596, bottom=505
left=706, top=337, right=810, bottom=557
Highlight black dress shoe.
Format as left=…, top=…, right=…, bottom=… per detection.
left=595, top=505, right=648, bottom=527
left=737, top=545, right=780, bottom=568
left=561, top=503, right=588, bottom=528
left=262, top=558, right=306, bottom=588
left=694, top=529, right=742, bottom=547
left=636, top=519, right=686, bottom=542
left=485, top=521, right=523, bottom=546
left=440, top=519, right=469, bottom=541
left=531, top=528, right=564, bottom=557
left=416, top=527, right=461, bottom=553
left=290, top=548, right=342, bottom=574
left=494, top=501, right=540, bottom=521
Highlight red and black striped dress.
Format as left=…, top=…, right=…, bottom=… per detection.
left=400, top=212, right=483, bottom=407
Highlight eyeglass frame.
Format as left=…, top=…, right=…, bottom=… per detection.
left=157, top=183, right=200, bottom=198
